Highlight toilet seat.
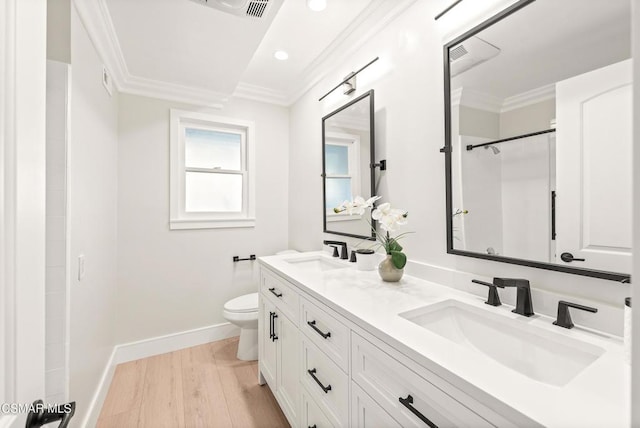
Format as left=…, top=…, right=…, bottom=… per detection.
left=224, top=292, right=258, bottom=313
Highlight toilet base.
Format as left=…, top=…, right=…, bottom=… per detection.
left=237, top=327, right=258, bottom=361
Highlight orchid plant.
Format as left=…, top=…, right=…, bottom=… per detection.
left=334, top=196, right=410, bottom=270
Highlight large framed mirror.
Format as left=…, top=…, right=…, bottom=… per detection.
left=444, top=0, right=631, bottom=281
left=322, top=90, right=376, bottom=240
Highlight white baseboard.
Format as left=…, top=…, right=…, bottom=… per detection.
left=82, top=322, right=240, bottom=427
left=113, top=322, right=240, bottom=364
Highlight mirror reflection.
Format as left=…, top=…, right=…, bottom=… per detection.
left=323, top=90, right=375, bottom=240
left=447, top=0, right=631, bottom=278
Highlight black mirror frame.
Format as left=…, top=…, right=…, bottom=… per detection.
left=443, top=0, right=629, bottom=282
left=322, top=89, right=376, bottom=241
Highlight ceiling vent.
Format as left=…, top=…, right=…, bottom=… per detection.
left=189, top=0, right=271, bottom=18
left=450, top=37, right=500, bottom=77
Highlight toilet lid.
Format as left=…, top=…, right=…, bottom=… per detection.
left=224, top=292, right=258, bottom=313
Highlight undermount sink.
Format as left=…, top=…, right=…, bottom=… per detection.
left=399, top=299, right=605, bottom=387
left=283, top=255, right=347, bottom=272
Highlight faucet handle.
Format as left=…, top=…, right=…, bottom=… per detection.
left=329, top=245, right=339, bottom=258
left=472, top=279, right=503, bottom=306
left=553, top=300, right=598, bottom=329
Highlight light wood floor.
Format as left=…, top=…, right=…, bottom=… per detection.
left=97, top=337, right=290, bottom=428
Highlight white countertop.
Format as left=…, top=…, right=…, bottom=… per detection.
left=259, top=251, right=630, bottom=428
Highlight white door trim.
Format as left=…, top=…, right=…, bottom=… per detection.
left=1, top=0, right=47, bottom=425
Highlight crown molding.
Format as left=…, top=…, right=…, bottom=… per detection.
left=452, top=87, right=503, bottom=113
left=74, top=0, right=421, bottom=108
left=284, top=0, right=420, bottom=105
left=233, top=82, right=288, bottom=106
left=73, top=0, right=228, bottom=108
left=500, top=83, right=555, bottom=113
left=73, top=0, right=128, bottom=89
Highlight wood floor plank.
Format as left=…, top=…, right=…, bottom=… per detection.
left=96, top=408, right=141, bottom=428
left=98, top=358, right=147, bottom=418
left=181, top=341, right=233, bottom=427
left=138, top=351, right=185, bottom=428
left=97, top=337, right=289, bottom=428
left=213, top=339, right=290, bottom=428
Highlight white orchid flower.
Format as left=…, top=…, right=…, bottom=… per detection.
left=336, top=195, right=381, bottom=215
left=372, top=202, right=408, bottom=232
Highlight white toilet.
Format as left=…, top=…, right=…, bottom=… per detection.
left=223, top=250, right=298, bottom=361
left=223, top=292, right=259, bottom=361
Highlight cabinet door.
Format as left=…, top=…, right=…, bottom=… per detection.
left=276, top=312, right=300, bottom=425
left=260, top=298, right=277, bottom=388
left=352, top=382, right=401, bottom=428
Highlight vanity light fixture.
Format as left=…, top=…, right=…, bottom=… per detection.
left=434, top=0, right=464, bottom=20
left=342, top=72, right=356, bottom=95
left=318, top=57, right=379, bottom=101
left=274, top=50, right=289, bottom=60
left=307, top=0, right=327, bottom=12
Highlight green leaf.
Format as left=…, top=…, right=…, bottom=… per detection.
left=390, top=250, right=407, bottom=269
left=388, top=239, right=403, bottom=252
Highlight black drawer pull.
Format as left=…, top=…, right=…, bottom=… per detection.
left=268, top=287, right=283, bottom=298
left=399, top=395, right=438, bottom=428
left=271, top=312, right=278, bottom=341
left=308, top=426, right=317, bottom=428
left=269, top=312, right=274, bottom=339
left=307, top=320, right=331, bottom=339
left=307, top=368, right=332, bottom=393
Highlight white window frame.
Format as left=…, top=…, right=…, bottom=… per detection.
left=325, top=132, right=362, bottom=223
left=170, top=109, right=256, bottom=229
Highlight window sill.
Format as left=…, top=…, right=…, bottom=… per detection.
left=170, top=218, right=256, bottom=230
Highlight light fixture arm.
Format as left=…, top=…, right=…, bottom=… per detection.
left=318, top=57, right=379, bottom=101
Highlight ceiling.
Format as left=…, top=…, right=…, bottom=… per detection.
left=451, top=0, right=630, bottom=102
left=99, top=0, right=381, bottom=105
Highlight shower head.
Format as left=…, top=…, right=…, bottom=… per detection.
left=484, top=145, right=500, bottom=155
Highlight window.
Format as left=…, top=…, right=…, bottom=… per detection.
left=170, top=110, right=255, bottom=229
left=324, top=133, right=361, bottom=221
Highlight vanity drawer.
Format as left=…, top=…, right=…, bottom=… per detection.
left=351, top=332, right=495, bottom=428
left=302, top=389, right=335, bottom=428
left=261, top=270, right=299, bottom=323
left=300, top=296, right=350, bottom=373
left=351, top=381, right=402, bottom=428
left=301, top=337, right=349, bottom=427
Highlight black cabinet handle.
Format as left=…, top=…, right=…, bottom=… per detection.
left=308, top=426, right=317, bottom=428
left=268, top=287, right=283, bottom=298
left=399, top=395, right=438, bottom=428
left=269, top=312, right=274, bottom=339
left=307, top=368, right=332, bottom=393
left=271, top=313, right=278, bottom=341
left=307, top=320, right=331, bottom=339
left=560, top=252, right=585, bottom=262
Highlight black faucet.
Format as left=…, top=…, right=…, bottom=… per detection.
left=493, top=278, right=534, bottom=317
left=553, top=301, right=598, bottom=329
left=472, top=279, right=504, bottom=306
left=323, top=240, right=348, bottom=260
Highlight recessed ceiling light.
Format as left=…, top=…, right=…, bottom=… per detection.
left=274, top=50, right=289, bottom=61
left=307, top=0, right=327, bottom=12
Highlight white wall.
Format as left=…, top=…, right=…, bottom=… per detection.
left=116, top=93, right=289, bottom=344
left=500, top=98, right=555, bottom=138
left=47, top=0, right=70, bottom=63
left=69, top=7, right=119, bottom=422
left=288, top=0, right=630, bottom=334
left=45, top=60, right=70, bottom=405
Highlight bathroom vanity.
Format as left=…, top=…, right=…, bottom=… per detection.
left=258, top=252, right=629, bottom=428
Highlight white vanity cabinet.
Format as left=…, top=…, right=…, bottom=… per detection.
left=259, top=265, right=526, bottom=428
left=259, top=271, right=300, bottom=426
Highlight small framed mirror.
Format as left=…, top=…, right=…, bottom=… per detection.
left=444, top=0, right=631, bottom=281
left=322, top=90, right=376, bottom=240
